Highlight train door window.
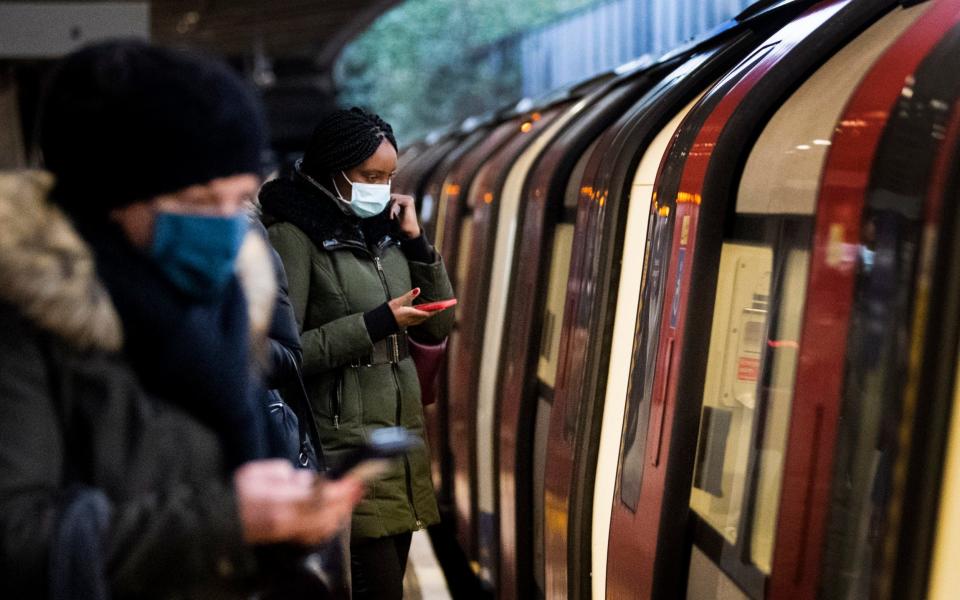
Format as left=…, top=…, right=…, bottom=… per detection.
left=690, top=242, right=773, bottom=544
left=748, top=248, right=807, bottom=571
left=455, top=215, right=474, bottom=288
left=447, top=216, right=474, bottom=378
left=537, top=138, right=598, bottom=388
left=684, top=6, right=928, bottom=597
left=533, top=223, right=574, bottom=595
left=687, top=216, right=813, bottom=592
left=617, top=197, right=673, bottom=509
left=434, top=179, right=457, bottom=253
left=532, top=139, right=596, bottom=591
left=538, top=224, right=575, bottom=388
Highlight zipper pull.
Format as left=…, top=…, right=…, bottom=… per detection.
left=374, top=256, right=383, bottom=272
left=333, top=415, right=340, bottom=430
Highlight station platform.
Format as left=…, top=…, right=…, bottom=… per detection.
left=404, top=531, right=453, bottom=599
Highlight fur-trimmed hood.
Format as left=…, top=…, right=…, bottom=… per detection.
left=0, top=171, right=276, bottom=352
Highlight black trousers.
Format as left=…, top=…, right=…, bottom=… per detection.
left=350, top=531, right=413, bottom=600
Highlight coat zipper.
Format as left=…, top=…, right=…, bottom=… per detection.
left=373, top=254, right=423, bottom=530
left=333, top=374, right=342, bottom=430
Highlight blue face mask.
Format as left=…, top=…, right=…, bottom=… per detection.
left=150, top=212, right=247, bottom=301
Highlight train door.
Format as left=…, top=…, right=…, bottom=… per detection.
left=916, top=39, right=960, bottom=600
left=801, top=6, right=960, bottom=598
left=927, top=127, right=960, bottom=596
left=544, top=47, right=735, bottom=600
left=409, top=130, right=487, bottom=514
left=444, top=117, right=523, bottom=563
left=418, top=132, right=482, bottom=243
left=461, top=107, right=565, bottom=588
left=606, top=0, right=896, bottom=597
left=534, top=141, right=595, bottom=599
left=495, top=67, right=665, bottom=600
left=591, top=92, right=700, bottom=600
left=396, top=135, right=462, bottom=232
left=547, top=12, right=806, bottom=596
left=483, top=96, right=591, bottom=600
left=682, top=5, right=929, bottom=599
left=881, top=27, right=960, bottom=596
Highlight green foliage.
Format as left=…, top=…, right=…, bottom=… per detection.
left=337, top=0, right=599, bottom=144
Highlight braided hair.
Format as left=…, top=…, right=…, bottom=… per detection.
left=300, top=107, right=398, bottom=181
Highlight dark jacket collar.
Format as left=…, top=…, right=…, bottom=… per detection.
left=258, top=176, right=397, bottom=255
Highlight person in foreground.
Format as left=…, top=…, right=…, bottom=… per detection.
left=0, top=41, right=363, bottom=599
left=260, top=107, right=455, bottom=599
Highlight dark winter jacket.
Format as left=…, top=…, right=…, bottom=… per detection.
left=253, top=216, right=317, bottom=466
left=255, top=217, right=303, bottom=390
left=0, top=171, right=278, bottom=599
left=260, top=176, right=454, bottom=539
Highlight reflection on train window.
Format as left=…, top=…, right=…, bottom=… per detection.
left=617, top=205, right=673, bottom=510
left=818, top=195, right=925, bottom=597
left=688, top=217, right=812, bottom=579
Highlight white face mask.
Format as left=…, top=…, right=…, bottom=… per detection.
left=335, top=171, right=391, bottom=219
left=294, top=160, right=391, bottom=219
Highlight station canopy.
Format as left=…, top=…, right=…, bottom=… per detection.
left=151, top=0, right=403, bottom=67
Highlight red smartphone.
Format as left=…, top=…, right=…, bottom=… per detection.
left=415, top=298, right=458, bottom=311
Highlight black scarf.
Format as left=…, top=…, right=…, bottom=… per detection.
left=77, top=219, right=269, bottom=468
left=258, top=175, right=396, bottom=252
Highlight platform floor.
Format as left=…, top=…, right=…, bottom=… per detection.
left=404, top=530, right=453, bottom=599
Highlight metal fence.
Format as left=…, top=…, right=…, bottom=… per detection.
left=477, top=0, right=756, bottom=99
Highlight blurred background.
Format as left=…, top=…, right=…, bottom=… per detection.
left=0, top=0, right=754, bottom=168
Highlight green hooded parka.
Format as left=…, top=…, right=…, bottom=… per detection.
left=260, top=177, right=454, bottom=540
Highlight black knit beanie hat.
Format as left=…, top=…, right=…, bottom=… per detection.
left=299, top=107, right=397, bottom=181
left=40, top=39, right=267, bottom=214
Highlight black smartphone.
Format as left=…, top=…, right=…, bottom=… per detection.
left=324, top=427, right=420, bottom=481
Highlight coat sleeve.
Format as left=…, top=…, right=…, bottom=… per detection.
left=255, top=219, right=303, bottom=389
left=268, top=222, right=376, bottom=377
left=0, top=308, right=254, bottom=598
left=405, top=238, right=456, bottom=344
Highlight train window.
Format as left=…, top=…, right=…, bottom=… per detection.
left=455, top=216, right=474, bottom=290
left=688, top=217, right=812, bottom=572
left=538, top=137, right=600, bottom=388
left=688, top=238, right=811, bottom=570
left=537, top=224, right=575, bottom=389
left=533, top=221, right=576, bottom=593
left=689, top=242, right=773, bottom=546
left=748, top=248, right=807, bottom=571
left=617, top=199, right=673, bottom=509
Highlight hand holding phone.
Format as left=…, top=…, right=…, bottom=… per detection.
left=415, top=298, right=457, bottom=312
left=324, top=427, right=421, bottom=482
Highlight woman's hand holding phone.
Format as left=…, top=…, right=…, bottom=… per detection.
left=388, top=288, right=433, bottom=327
left=388, top=289, right=456, bottom=327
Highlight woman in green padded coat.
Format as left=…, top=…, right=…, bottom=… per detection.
left=259, top=108, right=455, bottom=600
